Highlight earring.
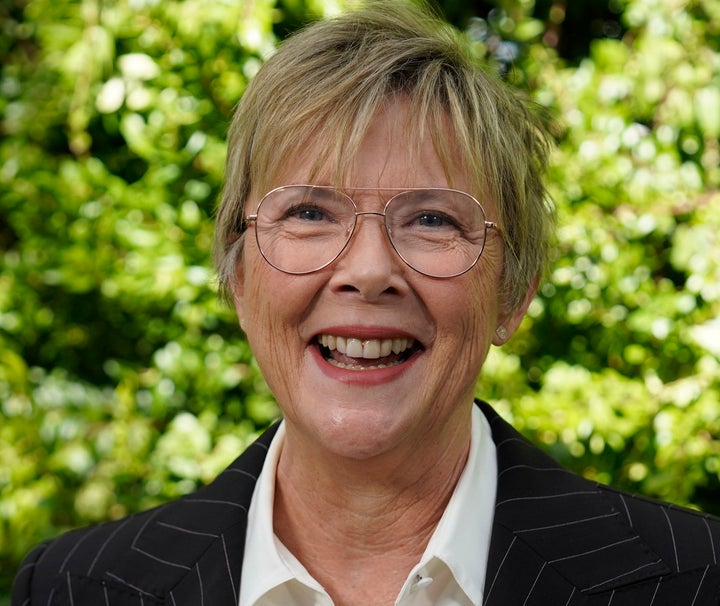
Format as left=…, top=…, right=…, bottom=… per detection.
left=495, top=326, right=508, bottom=341
left=240, top=318, right=247, bottom=331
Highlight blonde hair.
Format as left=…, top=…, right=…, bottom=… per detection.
left=215, top=0, right=555, bottom=310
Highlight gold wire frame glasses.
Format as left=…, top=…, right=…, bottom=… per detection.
left=242, top=185, right=498, bottom=278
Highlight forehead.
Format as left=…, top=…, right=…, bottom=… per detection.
left=257, top=99, right=473, bottom=196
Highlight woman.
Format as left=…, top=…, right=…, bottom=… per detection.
left=14, top=2, right=720, bottom=605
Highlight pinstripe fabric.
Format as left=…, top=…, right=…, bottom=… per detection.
left=482, top=402, right=720, bottom=605
left=12, top=432, right=277, bottom=606
left=13, top=402, right=720, bottom=605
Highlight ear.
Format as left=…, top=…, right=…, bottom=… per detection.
left=492, top=278, right=538, bottom=346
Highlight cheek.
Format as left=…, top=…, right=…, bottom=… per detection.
left=241, top=239, right=292, bottom=319
left=243, top=262, right=296, bottom=344
left=240, top=264, right=305, bottom=402
left=433, top=263, right=501, bottom=368
left=458, top=290, right=495, bottom=363
left=450, top=261, right=501, bottom=327
left=239, top=250, right=320, bottom=369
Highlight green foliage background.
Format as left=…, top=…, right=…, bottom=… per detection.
left=1, top=0, right=719, bottom=598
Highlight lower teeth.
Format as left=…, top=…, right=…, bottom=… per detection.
left=326, top=358, right=402, bottom=370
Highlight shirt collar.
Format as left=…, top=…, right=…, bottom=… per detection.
left=239, top=422, right=321, bottom=606
left=407, top=404, right=497, bottom=604
left=239, top=404, right=497, bottom=606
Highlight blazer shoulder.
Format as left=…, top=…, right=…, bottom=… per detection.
left=12, top=424, right=278, bottom=606
left=12, top=504, right=170, bottom=606
left=600, top=484, right=720, bottom=574
left=479, top=400, right=720, bottom=604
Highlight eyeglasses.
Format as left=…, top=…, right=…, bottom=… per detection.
left=242, top=185, right=498, bottom=278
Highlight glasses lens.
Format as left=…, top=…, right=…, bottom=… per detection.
left=385, top=190, right=487, bottom=278
left=254, top=186, right=355, bottom=274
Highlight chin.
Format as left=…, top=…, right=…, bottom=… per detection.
left=308, top=400, right=417, bottom=460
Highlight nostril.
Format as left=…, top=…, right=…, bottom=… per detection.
left=336, top=282, right=401, bottom=296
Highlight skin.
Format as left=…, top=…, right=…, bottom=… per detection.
left=232, top=99, right=534, bottom=605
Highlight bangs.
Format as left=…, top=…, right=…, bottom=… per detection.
left=247, top=79, right=485, bottom=199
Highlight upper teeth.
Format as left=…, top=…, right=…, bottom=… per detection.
left=318, top=335, right=413, bottom=359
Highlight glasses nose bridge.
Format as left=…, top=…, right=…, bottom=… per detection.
left=341, top=207, right=399, bottom=269
left=354, top=209, right=387, bottom=220
left=350, top=208, right=391, bottom=241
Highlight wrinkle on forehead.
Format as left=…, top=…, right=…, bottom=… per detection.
left=261, top=97, right=473, bottom=196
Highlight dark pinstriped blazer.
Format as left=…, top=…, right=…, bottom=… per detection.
left=13, top=401, right=720, bottom=605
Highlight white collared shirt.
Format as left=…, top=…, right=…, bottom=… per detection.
left=239, top=405, right=497, bottom=606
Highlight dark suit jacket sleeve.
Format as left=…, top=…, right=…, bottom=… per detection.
left=11, top=426, right=278, bottom=606
left=12, top=542, right=48, bottom=606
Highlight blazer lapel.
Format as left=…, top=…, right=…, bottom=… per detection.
left=479, top=402, right=669, bottom=605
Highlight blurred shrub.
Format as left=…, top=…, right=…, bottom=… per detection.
left=1, top=0, right=719, bottom=600
left=0, top=0, right=286, bottom=594
left=478, top=0, right=720, bottom=514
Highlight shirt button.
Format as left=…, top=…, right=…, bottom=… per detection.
left=414, top=574, right=434, bottom=589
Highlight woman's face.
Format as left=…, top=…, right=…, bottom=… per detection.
left=233, top=100, right=531, bottom=461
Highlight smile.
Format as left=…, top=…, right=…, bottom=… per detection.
left=316, top=334, right=418, bottom=370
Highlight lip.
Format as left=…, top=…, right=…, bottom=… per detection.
left=309, top=325, right=424, bottom=385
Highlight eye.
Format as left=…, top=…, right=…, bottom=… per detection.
left=416, top=212, right=454, bottom=228
left=289, top=206, right=328, bottom=222
left=410, top=210, right=462, bottom=231
left=279, top=201, right=340, bottom=224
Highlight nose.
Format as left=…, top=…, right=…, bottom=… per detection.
left=328, top=212, right=407, bottom=300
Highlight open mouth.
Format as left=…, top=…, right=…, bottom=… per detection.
left=316, top=334, right=420, bottom=370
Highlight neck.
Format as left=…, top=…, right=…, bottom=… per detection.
left=272, top=414, right=472, bottom=605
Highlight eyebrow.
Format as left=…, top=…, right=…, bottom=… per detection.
left=278, top=185, right=343, bottom=203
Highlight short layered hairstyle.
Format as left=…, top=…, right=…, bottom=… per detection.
left=215, top=0, right=556, bottom=311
